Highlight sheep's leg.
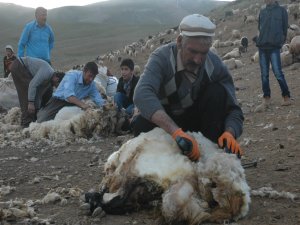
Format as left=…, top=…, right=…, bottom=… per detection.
left=84, top=191, right=104, bottom=213
left=115, top=109, right=130, bottom=135
left=101, top=177, right=163, bottom=214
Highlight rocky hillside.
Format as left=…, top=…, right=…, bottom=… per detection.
left=0, top=0, right=226, bottom=74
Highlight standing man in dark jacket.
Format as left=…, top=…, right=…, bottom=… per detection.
left=133, top=14, right=244, bottom=162
left=114, top=58, right=139, bottom=117
left=255, top=0, right=291, bottom=112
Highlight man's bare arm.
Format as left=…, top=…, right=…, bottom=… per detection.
left=150, top=109, right=179, bottom=135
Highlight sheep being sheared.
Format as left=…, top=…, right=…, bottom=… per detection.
left=85, top=128, right=250, bottom=224
left=23, top=103, right=122, bottom=142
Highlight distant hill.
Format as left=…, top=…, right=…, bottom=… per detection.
left=0, top=0, right=227, bottom=73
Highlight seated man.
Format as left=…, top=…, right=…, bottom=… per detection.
left=10, top=56, right=64, bottom=127
left=37, top=61, right=106, bottom=122
left=114, top=58, right=139, bottom=117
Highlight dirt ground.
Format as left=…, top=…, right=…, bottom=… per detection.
left=1, top=1, right=300, bottom=224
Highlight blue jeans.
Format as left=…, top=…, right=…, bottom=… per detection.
left=259, top=48, right=290, bottom=98
left=114, top=92, right=134, bottom=116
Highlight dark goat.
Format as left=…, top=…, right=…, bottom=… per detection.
left=240, top=36, right=249, bottom=53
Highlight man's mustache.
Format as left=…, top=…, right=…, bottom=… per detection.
left=186, top=61, right=201, bottom=67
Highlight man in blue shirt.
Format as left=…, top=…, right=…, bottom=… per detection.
left=37, top=61, right=106, bottom=122
left=18, top=7, right=54, bottom=64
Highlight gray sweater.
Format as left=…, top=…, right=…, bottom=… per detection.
left=20, top=56, right=54, bottom=102
left=133, top=43, right=244, bottom=138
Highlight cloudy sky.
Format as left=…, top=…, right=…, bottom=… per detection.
left=0, top=0, right=234, bottom=9
left=0, top=0, right=109, bottom=9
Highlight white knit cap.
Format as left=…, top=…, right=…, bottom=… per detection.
left=5, top=45, right=14, bottom=52
left=179, top=14, right=216, bottom=37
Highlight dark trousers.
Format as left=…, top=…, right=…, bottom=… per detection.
left=10, top=59, right=52, bottom=127
left=133, top=83, right=227, bottom=143
left=37, top=97, right=75, bottom=123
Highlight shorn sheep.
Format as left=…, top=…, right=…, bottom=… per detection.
left=84, top=127, right=251, bottom=224
left=243, top=15, right=256, bottom=24
left=289, top=35, right=300, bottom=56
left=223, top=58, right=244, bottom=70
left=222, top=48, right=241, bottom=60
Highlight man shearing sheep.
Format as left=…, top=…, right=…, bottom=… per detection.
left=37, top=61, right=106, bottom=122
left=133, top=14, right=244, bottom=161
left=10, top=56, right=65, bottom=127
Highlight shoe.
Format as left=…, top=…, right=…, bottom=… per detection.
left=121, top=118, right=131, bottom=131
left=281, top=96, right=292, bottom=106
left=21, top=123, right=30, bottom=128
left=254, top=97, right=270, bottom=112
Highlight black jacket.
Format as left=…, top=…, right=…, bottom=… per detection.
left=256, top=2, right=288, bottom=49
left=116, top=75, right=139, bottom=104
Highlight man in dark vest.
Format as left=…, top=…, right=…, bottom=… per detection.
left=133, top=14, right=244, bottom=161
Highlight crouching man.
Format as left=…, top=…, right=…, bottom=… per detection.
left=10, top=56, right=65, bottom=127
left=133, top=14, right=244, bottom=161
left=37, top=61, right=106, bottom=122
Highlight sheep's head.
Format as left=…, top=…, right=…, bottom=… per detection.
left=196, top=153, right=250, bottom=222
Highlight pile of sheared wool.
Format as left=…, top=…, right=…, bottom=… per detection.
left=0, top=77, right=19, bottom=110
left=0, top=107, right=24, bottom=148
left=96, top=127, right=250, bottom=224
left=0, top=186, right=83, bottom=223
left=251, top=187, right=298, bottom=201
left=0, top=185, right=16, bottom=197
left=2, top=107, right=21, bottom=126
left=0, top=199, right=36, bottom=221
